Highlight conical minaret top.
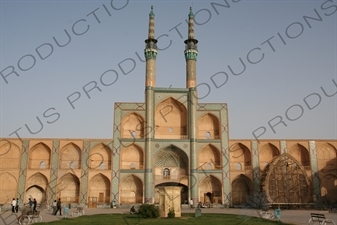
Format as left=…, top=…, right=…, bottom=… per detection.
left=184, top=7, right=198, bottom=88
left=144, top=6, right=158, bottom=87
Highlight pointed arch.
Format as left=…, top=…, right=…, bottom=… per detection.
left=26, top=172, right=48, bottom=190
left=57, top=173, right=80, bottom=203
left=198, top=144, right=221, bottom=169
left=154, top=145, right=188, bottom=184
left=25, top=185, right=46, bottom=204
left=155, top=97, right=187, bottom=139
left=119, top=175, right=143, bottom=204
left=229, top=143, right=251, bottom=170
left=0, top=141, right=20, bottom=169
left=121, top=112, right=145, bottom=138
left=288, top=143, right=310, bottom=168
left=0, top=172, right=17, bottom=204
left=316, top=143, right=337, bottom=204
left=59, top=143, right=81, bottom=169
left=120, top=144, right=144, bottom=169
left=265, top=153, right=311, bottom=203
left=259, top=143, right=280, bottom=169
left=231, top=174, right=253, bottom=205
left=89, top=173, right=110, bottom=203
left=29, top=142, right=51, bottom=169
left=197, top=113, right=220, bottom=139
left=199, top=175, right=222, bottom=204
left=89, top=143, right=111, bottom=170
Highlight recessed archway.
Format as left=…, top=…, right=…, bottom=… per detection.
left=199, top=175, right=222, bottom=204
left=119, top=175, right=143, bottom=204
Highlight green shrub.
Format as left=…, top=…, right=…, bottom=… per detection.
left=168, top=207, right=175, bottom=218
left=138, top=204, right=160, bottom=218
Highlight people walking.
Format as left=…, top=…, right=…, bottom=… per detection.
left=33, top=198, right=37, bottom=213
left=11, top=198, right=16, bottom=213
left=189, top=199, right=194, bottom=209
left=28, top=198, right=33, bottom=212
left=15, top=198, right=20, bottom=213
left=54, top=198, right=62, bottom=216
left=52, top=200, right=57, bottom=215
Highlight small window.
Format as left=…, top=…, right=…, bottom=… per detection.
left=235, top=163, right=242, bottom=171
left=169, top=127, right=173, bottom=133
left=205, top=132, right=211, bottom=139
left=70, top=161, right=75, bottom=169
left=163, top=168, right=170, bottom=179
left=40, top=161, right=46, bottom=169
left=205, top=163, right=212, bottom=170
left=130, top=163, right=136, bottom=169
left=99, top=162, right=105, bottom=170
left=131, top=131, right=136, bottom=138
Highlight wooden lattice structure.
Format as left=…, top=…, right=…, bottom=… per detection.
left=262, top=153, right=312, bottom=204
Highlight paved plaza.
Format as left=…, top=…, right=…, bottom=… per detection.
left=1, top=206, right=336, bottom=225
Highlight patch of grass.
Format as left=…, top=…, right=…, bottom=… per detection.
left=34, top=213, right=294, bottom=225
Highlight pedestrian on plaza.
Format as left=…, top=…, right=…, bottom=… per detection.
left=11, top=198, right=16, bottom=213
left=28, top=198, right=33, bottom=212
left=189, top=199, right=194, bottom=209
left=54, top=198, right=62, bottom=216
left=15, top=198, right=20, bottom=213
left=33, top=198, right=37, bottom=213
left=52, top=200, right=57, bottom=215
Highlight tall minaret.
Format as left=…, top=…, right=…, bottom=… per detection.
left=185, top=7, right=199, bottom=207
left=144, top=6, right=157, bottom=204
left=184, top=7, right=198, bottom=88
left=145, top=5, right=158, bottom=87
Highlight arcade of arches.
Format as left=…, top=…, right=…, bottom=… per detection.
left=0, top=139, right=336, bottom=206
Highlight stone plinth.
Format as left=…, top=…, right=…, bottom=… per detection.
left=158, top=186, right=182, bottom=218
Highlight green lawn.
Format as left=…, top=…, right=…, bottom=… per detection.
left=35, top=213, right=294, bottom=225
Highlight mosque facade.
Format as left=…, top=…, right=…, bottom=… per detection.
left=0, top=7, right=336, bottom=208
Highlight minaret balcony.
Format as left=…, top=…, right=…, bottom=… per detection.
left=185, top=43, right=198, bottom=50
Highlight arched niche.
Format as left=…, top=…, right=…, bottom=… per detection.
left=231, top=174, right=253, bottom=205
left=119, top=175, right=143, bottom=204
left=316, top=143, right=337, bottom=204
left=26, top=172, right=48, bottom=191
left=25, top=185, right=46, bottom=204
left=59, top=143, right=81, bottom=169
left=89, top=144, right=111, bottom=170
left=197, top=113, right=220, bottom=139
left=155, top=97, right=187, bottom=139
left=0, top=172, right=17, bottom=204
left=29, top=142, right=51, bottom=169
left=288, top=144, right=310, bottom=168
left=57, top=173, right=80, bottom=203
left=120, top=144, right=144, bottom=169
left=89, top=173, right=110, bottom=203
left=199, top=175, right=222, bottom=204
left=0, top=141, right=20, bottom=169
left=259, top=143, right=280, bottom=169
left=198, top=144, right=221, bottom=170
left=154, top=145, right=188, bottom=183
left=229, top=143, right=251, bottom=170
left=121, top=113, right=145, bottom=138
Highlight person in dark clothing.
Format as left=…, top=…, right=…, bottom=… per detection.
left=33, top=198, right=37, bottom=213
left=15, top=198, right=19, bottom=213
left=54, top=198, right=62, bottom=216
left=28, top=198, right=33, bottom=212
left=130, top=206, right=136, bottom=214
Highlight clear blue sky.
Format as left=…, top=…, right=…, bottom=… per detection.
left=0, top=0, right=336, bottom=140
